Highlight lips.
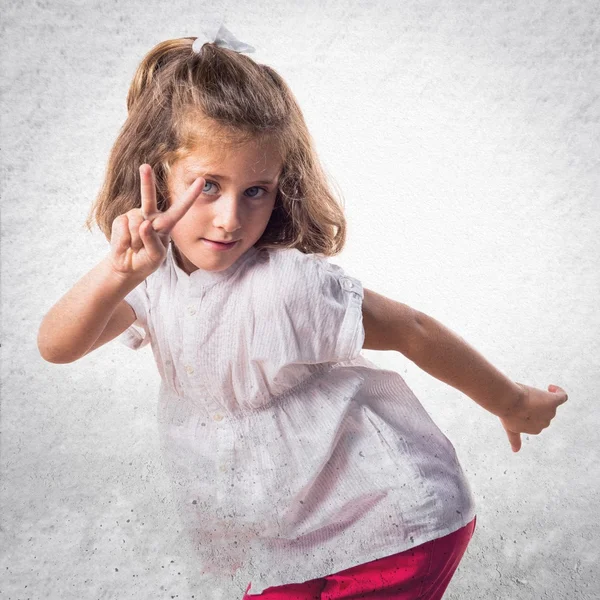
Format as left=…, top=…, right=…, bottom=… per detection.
left=207, top=239, right=237, bottom=244
left=201, top=238, right=239, bottom=250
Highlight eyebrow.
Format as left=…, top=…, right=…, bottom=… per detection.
left=186, top=170, right=278, bottom=185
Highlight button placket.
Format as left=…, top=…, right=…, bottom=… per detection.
left=180, top=282, right=233, bottom=486
left=182, top=289, right=203, bottom=386
left=213, top=416, right=235, bottom=502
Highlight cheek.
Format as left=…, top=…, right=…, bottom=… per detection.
left=256, top=198, right=277, bottom=220
left=170, top=206, right=198, bottom=238
left=262, top=201, right=277, bottom=224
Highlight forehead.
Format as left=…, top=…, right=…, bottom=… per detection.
left=178, top=136, right=283, bottom=177
left=179, top=116, right=281, bottom=159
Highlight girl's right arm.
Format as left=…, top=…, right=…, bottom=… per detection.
left=37, top=164, right=205, bottom=363
left=37, top=257, right=143, bottom=363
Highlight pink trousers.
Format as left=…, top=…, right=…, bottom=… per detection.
left=243, top=517, right=476, bottom=599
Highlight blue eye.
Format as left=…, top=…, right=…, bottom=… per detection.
left=246, top=186, right=267, bottom=199
left=198, top=181, right=269, bottom=200
left=203, top=181, right=217, bottom=194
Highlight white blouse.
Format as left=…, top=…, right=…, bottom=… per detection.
left=120, top=242, right=476, bottom=596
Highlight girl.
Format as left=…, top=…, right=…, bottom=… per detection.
left=38, top=30, right=568, bottom=599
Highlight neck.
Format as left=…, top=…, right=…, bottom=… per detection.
left=171, top=243, right=197, bottom=275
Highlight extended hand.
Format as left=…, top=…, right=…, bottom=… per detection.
left=109, top=164, right=205, bottom=279
left=500, top=383, right=568, bottom=452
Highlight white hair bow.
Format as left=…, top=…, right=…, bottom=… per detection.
left=192, top=22, right=255, bottom=54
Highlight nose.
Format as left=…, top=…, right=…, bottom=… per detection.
left=212, top=192, right=243, bottom=234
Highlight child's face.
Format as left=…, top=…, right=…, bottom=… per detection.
left=166, top=137, right=282, bottom=274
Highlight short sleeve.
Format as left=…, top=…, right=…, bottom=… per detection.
left=273, top=253, right=365, bottom=364
left=118, top=279, right=151, bottom=350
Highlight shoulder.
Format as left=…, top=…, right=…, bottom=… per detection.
left=256, top=247, right=333, bottom=286
left=250, top=248, right=365, bottom=362
left=256, top=247, right=363, bottom=302
left=260, top=246, right=330, bottom=273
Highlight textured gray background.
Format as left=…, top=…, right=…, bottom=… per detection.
left=2, top=0, right=599, bottom=598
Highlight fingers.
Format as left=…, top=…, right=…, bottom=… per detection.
left=152, top=176, right=204, bottom=233
left=111, top=212, right=164, bottom=260
left=508, top=430, right=522, bottom=452
left=501, top=420, right=522, bottom=452
left=499, top=382, right=568, bottom=452
left=548, top=384, right=568, bottom=405
left=111, top=215, right=131, bottom=255
left=139, top=219, right=167, bottom=261
left=140, top=164, right=158, bottom=219
left=128, top=210, right=145, bottom=252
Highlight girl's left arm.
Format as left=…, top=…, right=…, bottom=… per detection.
left=361, top=288, right=568, bottom=452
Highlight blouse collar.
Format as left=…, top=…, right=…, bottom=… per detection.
left=168, top=241, right=259, bottom=291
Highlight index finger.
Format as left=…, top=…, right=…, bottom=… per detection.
left=151, top=176, right=204, bottom=233
left=501, top=420, right=522, bottom=452
left=140, top=164, right=158, bottom=219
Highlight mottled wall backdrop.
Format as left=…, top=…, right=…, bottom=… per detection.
left=2, top=0, right=599, bottom=598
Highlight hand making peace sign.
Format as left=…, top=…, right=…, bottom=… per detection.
left=109, top=164, right=204, bottom=280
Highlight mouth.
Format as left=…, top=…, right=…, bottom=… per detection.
left=201, top=238, right=239, bottom=250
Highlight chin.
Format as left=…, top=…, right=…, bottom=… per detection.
left=174, top=238, right=251, bottom=273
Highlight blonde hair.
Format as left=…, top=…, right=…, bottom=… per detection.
left=85, top=37, right=347, bottom=256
